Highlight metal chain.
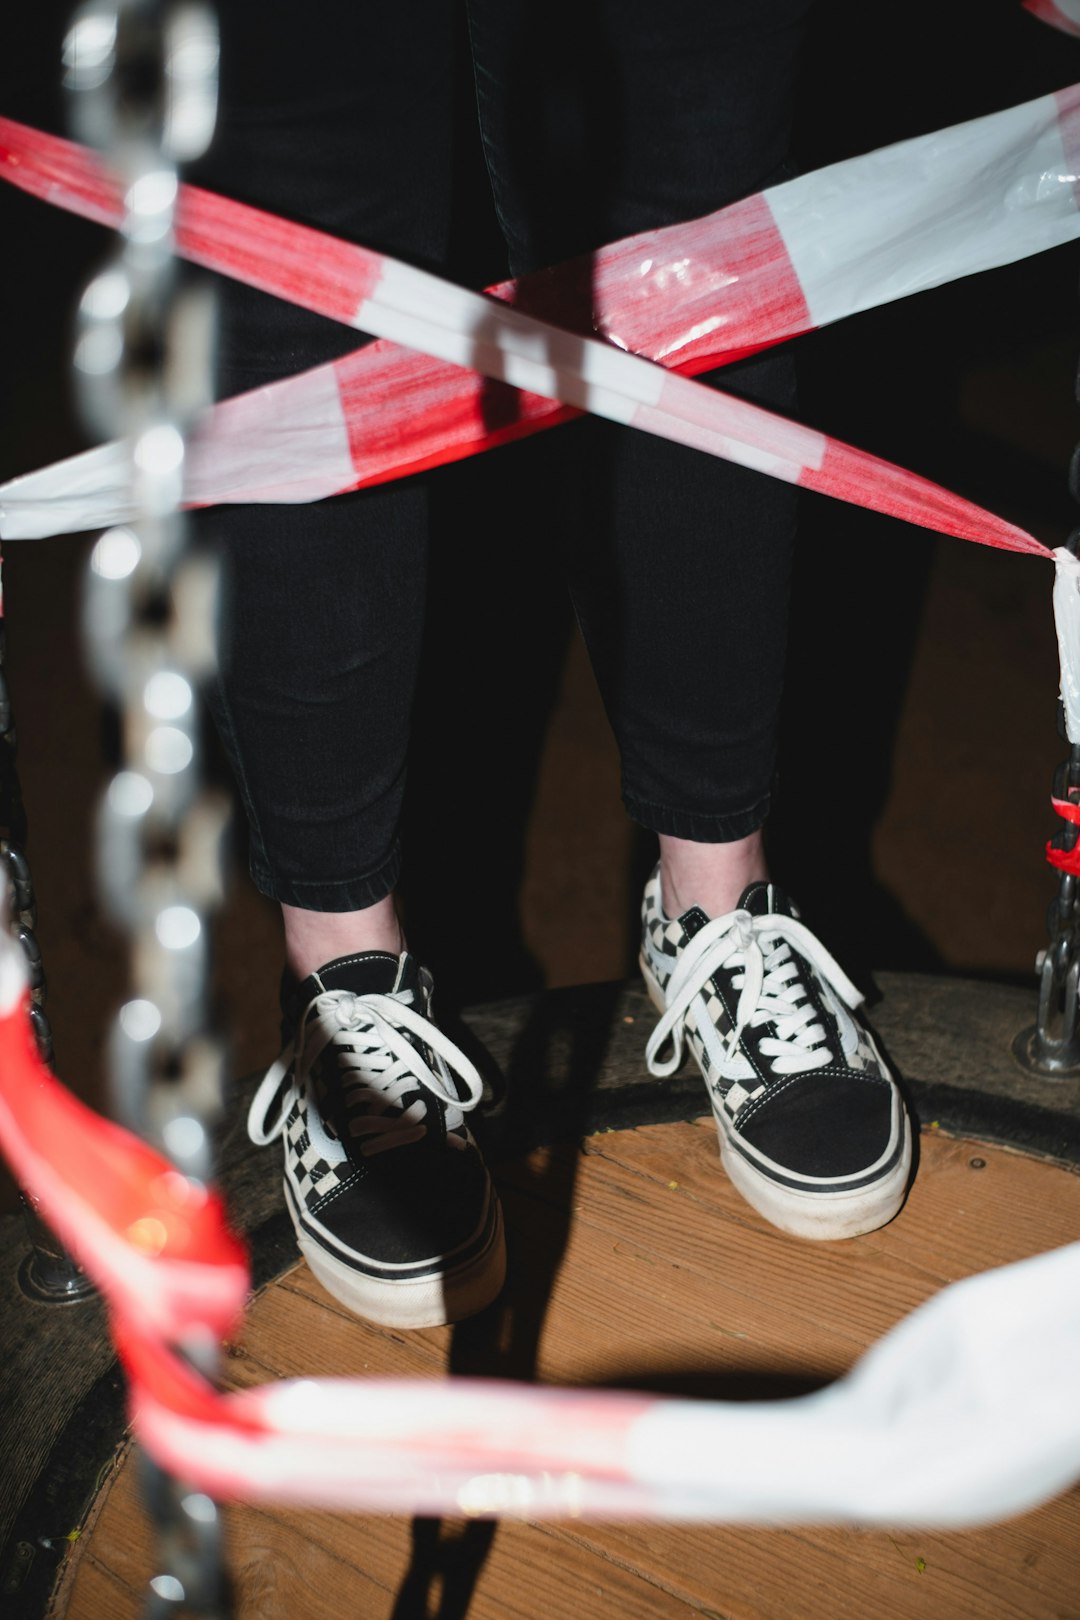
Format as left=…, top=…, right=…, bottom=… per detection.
left=64, top=3, right=230, bottom=1614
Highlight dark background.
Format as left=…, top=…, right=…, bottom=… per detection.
left=0, top=1, right=1077, bottom=1208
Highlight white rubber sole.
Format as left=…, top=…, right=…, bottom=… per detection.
left=286, top=1180, right=507, bottom=1329
left=717, top=1110, right=911, bottom=1240
left=640, top=953, right=912, bottom=1241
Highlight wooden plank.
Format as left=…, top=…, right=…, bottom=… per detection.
left=62, top=1464, right=399, bottom=1620
left=497, top=1137, right=947, bottom=1379
left=801, top=1512, right=1080, bottom=1620
left=59, top=1553, right=142, bottom=1620
left=586, top=1117, right=1080, bottom=1282
left=67, top=1433, right=711, bottom=1620
left=61, top=1465, right=151, bottom=1620
left=858, top=1133, right=1080, bottom=1280
left=566, top=1503, right=1080, bottom=1620
left=59, top=1129, right=1080, bottom=1620
left=222, top=1278, right=446, bottom=1387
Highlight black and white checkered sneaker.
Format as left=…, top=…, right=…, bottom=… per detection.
left=640, top=867, right=911, bottom=1239
left=247, top=950, right=505, bottom=1328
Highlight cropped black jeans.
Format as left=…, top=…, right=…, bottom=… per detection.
left=197, top=0, right=812, bottom=911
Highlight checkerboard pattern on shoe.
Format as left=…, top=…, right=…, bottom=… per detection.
left=639, top=867, right=911, bottom=1240
left=248, top=950, right=505, bottom=1327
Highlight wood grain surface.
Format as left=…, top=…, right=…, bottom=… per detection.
left=57, top=1124, right=1080, bottom=1620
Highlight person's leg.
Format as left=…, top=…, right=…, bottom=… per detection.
left=195, top=3, right=463, bottom=949
left=657, top=831, right=768, bottom=921
left=198, top=5, right=505, bottom=1325
left=466, top=0, right=806, bottom=890
left=282, top=898, right=403, bottom=980
left=467, top=0, right=911, bottom=1239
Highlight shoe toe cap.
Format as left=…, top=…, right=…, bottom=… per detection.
left=316, top=1144, right=494, bottom=1266
left=738, top=1069, right=901, bottom=1181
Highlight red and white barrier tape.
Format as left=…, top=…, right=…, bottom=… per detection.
left=3, top=85, right=1080, bottom=553
left=1027, top=0, right=1080, bottom=37
left=1, top=930, right=1078, bottom=1525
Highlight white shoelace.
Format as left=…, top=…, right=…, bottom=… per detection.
left=645, top=909, right=864, bottom=1082
left=248, top=987, right=485, bottom=1158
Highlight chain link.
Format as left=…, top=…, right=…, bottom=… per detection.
left=67, top=0, right=226, bottom=1205
left=65, top=2, right=229, bottom=1612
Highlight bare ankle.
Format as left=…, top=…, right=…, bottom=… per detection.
left=658, top=830, right=768, bottom=920
left=282, top=894, right=405, bottom=980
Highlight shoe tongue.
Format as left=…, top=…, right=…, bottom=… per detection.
left=308, top=950, right=416, bottom=999
left=736, top=880, right=796, bottom=920
left=675, top=880, right=797, bottom=939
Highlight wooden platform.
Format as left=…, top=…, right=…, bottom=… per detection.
left=56, top=1123, right=1080, bottom=1620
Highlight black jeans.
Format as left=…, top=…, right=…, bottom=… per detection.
left=197, top=0, right=811, bottom=912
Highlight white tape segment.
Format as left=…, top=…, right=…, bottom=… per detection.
left=768, top=87, right=1080, bottom=329
left=1053, top=548, right=1080, bottom=742
left=128, top=1242, right=1080, bottom=1522
left=1, top=87, right=1078, bottom=552
left=626, top=1240, right=1080, bottom=1528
